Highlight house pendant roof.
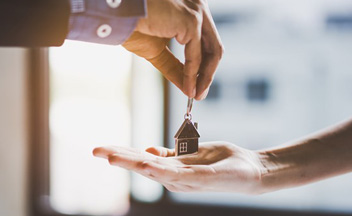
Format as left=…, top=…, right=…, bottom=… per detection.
left=174, top=119, right=200, bottom=139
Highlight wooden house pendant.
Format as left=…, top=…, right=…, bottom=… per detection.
left=174, top=98, right=200, bottom=156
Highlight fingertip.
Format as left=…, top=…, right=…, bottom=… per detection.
left=92, top=148, right=98, bottom=156
left=192, top=87, right=197, bottom=98
left=195, top=88, right=209, bottom=101
left=92, top=147, right=103, bottom=157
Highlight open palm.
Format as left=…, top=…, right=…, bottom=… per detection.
left=93, top=142, right=263, bottom=194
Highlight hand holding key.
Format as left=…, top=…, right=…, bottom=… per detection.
left=93, top=142, right=263, bottom=193
left=124, top=0, right=224, bottom=100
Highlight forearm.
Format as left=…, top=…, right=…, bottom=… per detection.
left=257, top=118, right=352, bottom=193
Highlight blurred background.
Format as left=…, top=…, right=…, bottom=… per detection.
left=1, top=0, right=352, bottom=216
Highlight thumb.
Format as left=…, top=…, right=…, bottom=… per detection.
left=145, top=146, right=175, bottom=157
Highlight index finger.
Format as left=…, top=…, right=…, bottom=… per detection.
left=183, top=36, right=202, bottom=98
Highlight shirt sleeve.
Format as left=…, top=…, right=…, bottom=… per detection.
left=67, top=0, right=146, bottom=45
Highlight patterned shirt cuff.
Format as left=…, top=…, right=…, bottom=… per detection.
left=67, top=0, right=146, bottom=45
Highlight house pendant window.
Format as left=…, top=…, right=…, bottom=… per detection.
left=180, top=142, right=188, bottom=153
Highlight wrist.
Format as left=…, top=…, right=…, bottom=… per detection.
left=256, top=141, right=313, bottom=194
left=253, top=150, right=273, bottom=194
left=238, top=150, right=276, bottom=195
left=255, top=149, right=294, bottom=194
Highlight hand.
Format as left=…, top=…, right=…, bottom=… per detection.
left=127, top=0, right=223, bottom=100
left=93, top=142, right=264, bottom=194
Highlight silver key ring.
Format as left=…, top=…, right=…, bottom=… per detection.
left=184, top=113, right=192, bottom=120
left=186, top=98, right=193, bottom=118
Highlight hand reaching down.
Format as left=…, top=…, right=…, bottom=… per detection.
left=126, top=0, right=224, bottom=100
left=93, top=142, right=264, bottom=194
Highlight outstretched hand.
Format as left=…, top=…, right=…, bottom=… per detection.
left=93, top=142, right=264, bottom=194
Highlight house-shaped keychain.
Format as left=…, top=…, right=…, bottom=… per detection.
left=174, top=119, right=200, bottom=156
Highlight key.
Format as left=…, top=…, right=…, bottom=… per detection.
left=174, top=98, right=200, bottom=156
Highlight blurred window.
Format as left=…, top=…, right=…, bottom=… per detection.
left=326, top=14, right=352, bottom=30
left=49, top=41, right=163, bottom=215
left=49, top=41, right=132, bottom=215
left=246, top=78, right=270, bottom=102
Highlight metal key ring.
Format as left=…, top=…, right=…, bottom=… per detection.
left=184, top=113, right=192, bottom=120
left=186, top=98, right=193, bottom=116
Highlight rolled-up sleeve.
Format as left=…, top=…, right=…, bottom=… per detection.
left=67, top=0, right=146, bottom=45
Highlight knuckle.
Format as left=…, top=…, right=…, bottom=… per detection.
left=176, top=35, right=188, bottom=45
left=186, top=11, right=201, bottom=28
left=209, top=44, right=224, bottom=60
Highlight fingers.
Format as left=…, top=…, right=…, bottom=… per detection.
left=93, top=146, right=199, bottom=180
left=145, top=146, right=175, bottom=157
left=175, top=5, right=203, bottom=98
left=93, top=146, right=179, bottom=177
left=183, top=34, right=202, bottom=98
left=93, top=145, right=220, bottom=192
left=127, top=0, right=221, bottom=99
left=93, top=146, right=143, bottom=159
left=109, top=153, right=146, bottom=171
left=93, top=146, right=117, bottom=159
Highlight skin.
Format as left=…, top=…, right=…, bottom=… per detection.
left=93, top=118, right=352, bottom=194
left=123, top=0, right=223, bottom=100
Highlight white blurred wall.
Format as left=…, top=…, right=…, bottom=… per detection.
left=0, top=48, right=29, bottom=216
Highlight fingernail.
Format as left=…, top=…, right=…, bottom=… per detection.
left=192, top=87, right=197, bottom=98
left=200, top=88, right=209, bottom=100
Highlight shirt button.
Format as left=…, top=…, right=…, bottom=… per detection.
left=97, top=24, right=112, bottom=38
left=106, top=0, right=122, bottom=8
